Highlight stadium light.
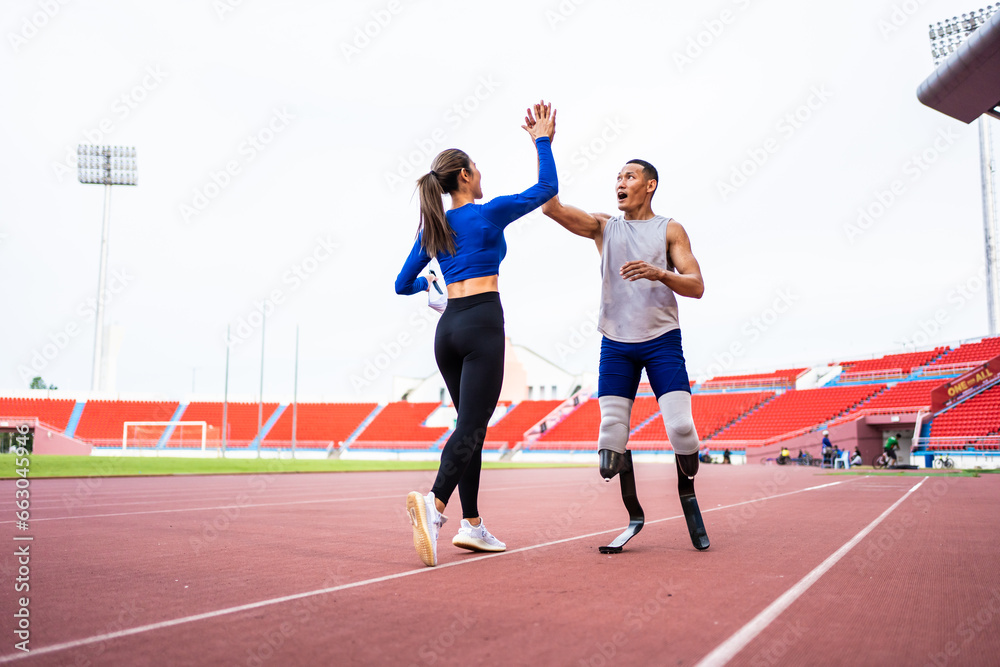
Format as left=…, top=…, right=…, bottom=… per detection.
left=77, top=145, right=138, bottom=391
left=928, top=6, right=1000, bottom=336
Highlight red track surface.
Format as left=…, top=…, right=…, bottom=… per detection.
left=2, top=466, right=999, bottom=666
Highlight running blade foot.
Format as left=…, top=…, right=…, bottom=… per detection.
left=679, top=494, right=710, bottom=551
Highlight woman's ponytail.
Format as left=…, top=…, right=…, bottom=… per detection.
left=416, top=149, right=470, bottom=257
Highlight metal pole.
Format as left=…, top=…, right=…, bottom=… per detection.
left=292, top=325, right=299, bottom=458
left=91, top=182, right=112, bottom=391
left=979, top=117, right=1000, bottom=336
left=222, top=325, right=230, bottom=455
left=258, top=315, right=265, bottom=459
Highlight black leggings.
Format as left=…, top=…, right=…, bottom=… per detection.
left=430, top=292, right=505, bottom=519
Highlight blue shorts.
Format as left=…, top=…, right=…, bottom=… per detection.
left=598, top=329, right=691, bottom=399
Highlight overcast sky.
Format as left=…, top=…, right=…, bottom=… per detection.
left=2, top=0, right=996, bottom=402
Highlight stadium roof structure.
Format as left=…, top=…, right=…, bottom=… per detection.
left=917, top=9, right=1000, bottom=122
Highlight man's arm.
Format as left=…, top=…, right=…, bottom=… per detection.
left=540, top=195, right=610, bottom=253
left=619, top=219, right=705, bottom=299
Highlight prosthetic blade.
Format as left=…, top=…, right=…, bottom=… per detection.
left=599, top=451, right=644, bottom=553
left=676, top=455, right=710, bottom=551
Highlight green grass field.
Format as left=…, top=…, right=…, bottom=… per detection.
left=0, top=454, right=588, bottom=479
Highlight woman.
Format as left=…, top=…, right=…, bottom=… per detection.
left=395, top=101, right=557, bottom=567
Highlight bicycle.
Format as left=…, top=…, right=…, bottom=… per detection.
left=932, top=453, right=955, bottom=469
left=871, top=452, right=894, bottom=469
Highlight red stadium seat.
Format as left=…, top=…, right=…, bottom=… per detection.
left=713, top=385, right=883, bottom=442
left=0, top=397, right=76, bottom=430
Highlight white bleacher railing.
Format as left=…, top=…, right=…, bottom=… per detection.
left=838, top=368, right=905, bottom=382
left=913, top=436, right=1000, bottom=450
left=348, top=440, right=441, bottom=449
left=916, top=361, right=987, bottom=377
left=0, top=416, right=40, bottom=429
left=701, top=377, right=794, bottom=390
left=523, top=440, right=600, bottom=450
left=709, top=404, right=933, bottom=448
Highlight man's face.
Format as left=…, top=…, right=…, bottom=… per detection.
left=615, top=163, right=655, bottom=210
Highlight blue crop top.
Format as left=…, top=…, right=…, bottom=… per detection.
left=394, top=137, right=557, bottom=295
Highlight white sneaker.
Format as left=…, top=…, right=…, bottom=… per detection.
left=452, top=518, right=506, bottom=552
left=407, top=491, right=447, bottom=567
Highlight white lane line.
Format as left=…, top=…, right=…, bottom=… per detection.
left=694, top=476, right=929, bottom=667
left=0, top=478, right=852, bottom=664
left=0, top=480, right=595, bottom=524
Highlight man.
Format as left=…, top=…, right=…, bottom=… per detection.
left=540, top=158, right=709, bottom=551
left=885, top=433, right=900, bottom=466
left=821, top=430, right=833, bottom=467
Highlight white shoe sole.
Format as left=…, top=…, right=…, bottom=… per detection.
left=406, top=492, right=437, bottom=566
left=452, top=534, right=506, bottom=553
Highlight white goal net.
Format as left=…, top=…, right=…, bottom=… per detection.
left=122, top=421, right=209, bottom=450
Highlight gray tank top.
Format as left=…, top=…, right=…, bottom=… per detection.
left=598, top=214, right=679, bottom=343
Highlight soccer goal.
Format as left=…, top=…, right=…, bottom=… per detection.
left=122, top=421, right=208, bottom=450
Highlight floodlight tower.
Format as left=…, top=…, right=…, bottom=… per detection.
left=77, top=145, right=137, bottom=391
left=929, top=6, right=1000, bottom=335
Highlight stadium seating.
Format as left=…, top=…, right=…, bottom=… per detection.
left=847, top=379, right=941, bottom=413
left=174, top=401, right=278, bottom=448
left=263, top=402, right=377, bottom=448
left=3, top=352, right=997, bottom=456
left=484, top=400, right=562, bottom=449
left=630, top=392, right=775, bottom=448
left=713, top=385, right=883, bottom=442
left=928, top=384, right=1000, bottom=447
left=75, top=400, right=181, bottom=446
left=352, top=402, right=448, bottom=448
left=700, top=368, right=805, bottom=390
left=927, top=336, right=1000, bottom=369
left=0, top=397, right=76, bottom=430
left=531, top=397, right=661, bottom=449
left=839, top=348, right=948, bottom=378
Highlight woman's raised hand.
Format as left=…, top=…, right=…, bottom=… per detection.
left=521, top=100, right=556, bottom=143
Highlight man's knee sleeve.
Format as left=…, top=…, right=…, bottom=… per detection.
left=597, top=396, right=633, bottom=455
left=658, top=391, right=700, bottom=456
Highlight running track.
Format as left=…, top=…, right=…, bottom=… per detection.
left=1, top=465, right=999, bottom=666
